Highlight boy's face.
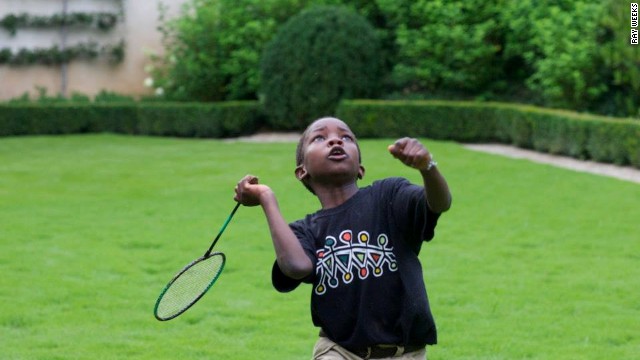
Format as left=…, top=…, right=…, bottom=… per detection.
left=296, top=117, right=364, bottom=189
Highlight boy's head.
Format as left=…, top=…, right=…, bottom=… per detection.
left=295, top=117, right=364, bottom=194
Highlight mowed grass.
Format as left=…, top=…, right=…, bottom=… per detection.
left=0, top=134, right=638, bottom=359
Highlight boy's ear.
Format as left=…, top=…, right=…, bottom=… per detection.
left=295, top=165, right=309, bottom=181
left=357, top=165, right=365, bottom=180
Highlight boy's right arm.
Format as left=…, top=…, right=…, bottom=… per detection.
left=235, top=175, right=313, bottom=280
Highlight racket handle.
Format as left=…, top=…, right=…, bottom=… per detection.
left=205, top=202, right=241, bottom=256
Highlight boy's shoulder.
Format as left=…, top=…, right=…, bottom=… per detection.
left=369, top=176, right=412, bottom=192
left=372, top=176, right=410, bottom=186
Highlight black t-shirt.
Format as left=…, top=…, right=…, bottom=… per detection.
left=272, top=177, right=441, bottom=350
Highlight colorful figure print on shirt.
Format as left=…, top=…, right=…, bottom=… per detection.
left=315, top=229, right=398, bottom=295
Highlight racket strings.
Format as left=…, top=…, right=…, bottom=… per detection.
left=155, top=254, right=225, bottom=320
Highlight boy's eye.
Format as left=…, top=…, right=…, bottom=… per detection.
left=312, top=135, right=325, bottom=142
left=342, top=135, right=353, bottom=142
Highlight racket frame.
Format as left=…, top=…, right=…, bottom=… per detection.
left=154, top=252, right=226, bottom=321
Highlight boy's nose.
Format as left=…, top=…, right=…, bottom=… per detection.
left=327, top=136, right=343, bottom=146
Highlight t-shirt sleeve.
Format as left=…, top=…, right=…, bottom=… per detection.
left=387, top=178, right=441, bottom=248
left=271, top=261, right=302, bottom=293
left=271, top=220, right=316, bottom=293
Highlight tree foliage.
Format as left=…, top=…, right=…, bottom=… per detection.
left=260, top=5, right=384, bottom=129
left=502, top=0, right=608, bottom=112
left=597, top=0, right=640, bottom=117
left=151, top=0, right=639, bottom=118
left=150, top=0, right=317, bottom=101
left=386, top=0, right=504, bottom=95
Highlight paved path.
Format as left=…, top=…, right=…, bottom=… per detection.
left=464, top=144, right=640, bottom=184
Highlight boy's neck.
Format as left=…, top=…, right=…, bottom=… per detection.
left=314, top=182, right=360, bottom=210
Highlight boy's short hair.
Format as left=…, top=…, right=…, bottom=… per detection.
left=295, top=121, right=362, bottom=194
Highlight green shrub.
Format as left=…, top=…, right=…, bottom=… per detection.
left=597, top=0, right=640, bottom=117
left=0, top=102, right=263, bottom=138
left=87, top=104, right=138, bottom=134
left=564, top=120, right=591, bottom=159
left=260, top=5, right=384, bottom=130
left=93, top=90, right=136, bottom=103
left=390, top=1, right=503, bottom=95
left=500, top=0, right=634, bottom=116
left=338, top=100, right=503, bottom=142
left=2, top=99, right=637, bottom=168
left=137, top=103, right=220, bottom=137
left=0, top=104, right=34, bottom=135
left=624, top=126, right=640, bottom=167
left=492, top=106, right=534, bottom=149
left=137, top=102, right=263, bottom=138
left=337, top=100, right=640, bottom=168
left=150, top=0, right=317, bottom=102
left=585, top=120, right=637, bottom=165
left=0, top=104, right=90, bottom=135
left=215, top=101, right=266, bottom=137
left=530, top=112, right=571, bottom=154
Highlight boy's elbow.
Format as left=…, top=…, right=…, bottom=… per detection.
left=437, top=199, right=453, bottom=213
left=278, top=257, right=313, bottom=280
left=428, top=194, right=452, bottom=213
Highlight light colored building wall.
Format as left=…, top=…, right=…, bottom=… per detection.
left=0, top=0, right=188, bottom=100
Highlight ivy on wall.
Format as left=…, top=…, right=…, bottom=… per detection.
left=0, top=40, right=125, bottom=65
left=0, top=0, right=125, bottom=66
left=0, top=12, right=119, bottom=36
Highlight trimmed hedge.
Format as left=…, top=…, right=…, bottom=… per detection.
left=1, top=99, right=638, bottom=168
left=334, top=100, right=502, bottom=143
left=0, top=101, right=264, bottom=138
left=337, top=100, right=640, bottom=168
left=0, top=104, right=99, bottom=135
left=136, top=103, right=264, bottom=138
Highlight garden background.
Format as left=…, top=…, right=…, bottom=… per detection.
left=1, top=0, right=639, bottom=359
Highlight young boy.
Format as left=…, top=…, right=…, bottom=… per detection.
left=234, top=117, right=452, bottom=359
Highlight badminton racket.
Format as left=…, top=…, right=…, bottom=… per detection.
left=154, top=202, right=240, bottom=321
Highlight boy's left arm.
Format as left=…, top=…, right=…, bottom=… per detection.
left=388, top=137, right=452, bottom=213
left=419, top=165, right=451, bottom=213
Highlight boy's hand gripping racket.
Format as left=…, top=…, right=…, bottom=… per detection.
left=154, top=202, right=241, bottom=321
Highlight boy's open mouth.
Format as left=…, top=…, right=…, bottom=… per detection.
left=328, top=146, right=347, bottom=160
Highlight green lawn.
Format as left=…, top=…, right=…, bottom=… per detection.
left=1, top=135, right=638, bottom=359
